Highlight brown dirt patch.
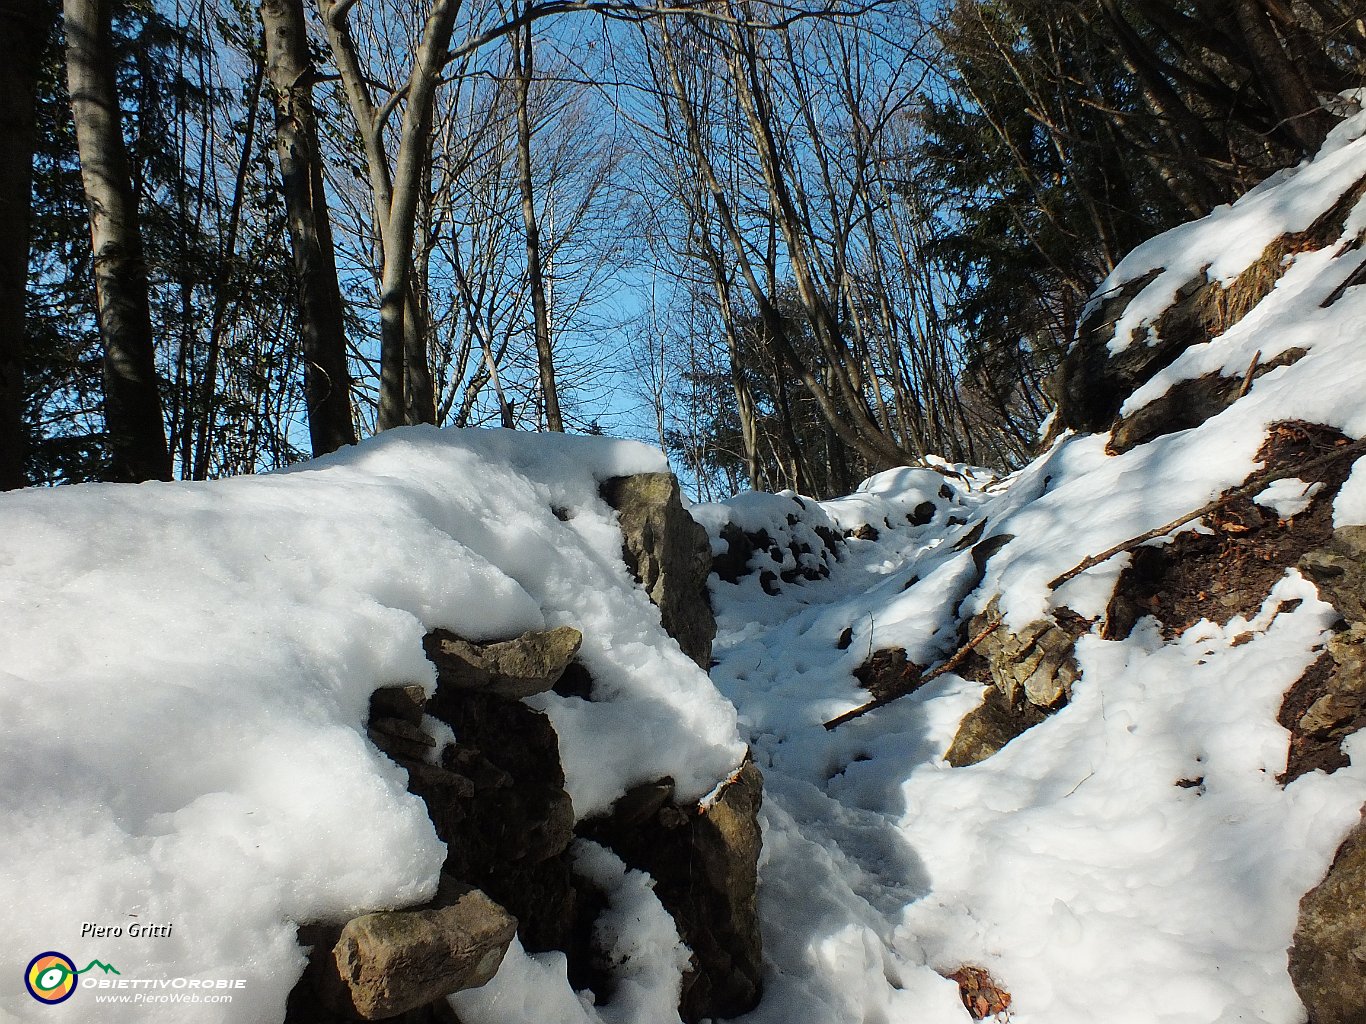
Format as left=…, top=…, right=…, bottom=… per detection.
left=1103, top=421, right=1355, bottom=640
left=946, top=965, right=1012, bottom=1020
left=853, top=647, right=922, bottom=702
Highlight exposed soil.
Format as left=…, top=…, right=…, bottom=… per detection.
left=1101, top=421, right=1364, bottom=785
left=1103, top=422, right=1355, bottom=641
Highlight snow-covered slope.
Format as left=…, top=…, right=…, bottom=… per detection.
left=692, top=101, right=1366, bottom=1024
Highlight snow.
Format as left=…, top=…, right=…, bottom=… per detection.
left=1255, top=478, right=1324, bottom=519
left=7, top=75, right=1366, bottom=1024
left=451, top=840, right=690, bottom=1024
left=686, top=110, right=1366, bottom=1024
left=0, top=427, right=743, bottom=1023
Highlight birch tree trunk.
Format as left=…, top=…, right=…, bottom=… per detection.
left=64, top=0, right=172, bottom=481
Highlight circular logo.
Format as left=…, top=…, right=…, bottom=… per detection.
left=25, top=952, right=78, bottom=1004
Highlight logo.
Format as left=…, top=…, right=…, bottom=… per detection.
left=24, top=952, right=119, bottom=1005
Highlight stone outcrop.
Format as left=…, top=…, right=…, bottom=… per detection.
left=600, top=473, right=717, bottom=668
left=1055, top=172, right=1366, bottom=440
left=945, top=599, right=1082, bottom=767
left=296, top=878, right=516, bottom=1021
left=289, top=470, right=761, bottom=1024
left=1289, top=808, right=1366, bottom=1024
left=945, top=687, right=1048, bottom=768
left=581, top=759, right=764, bottom=1023
left=1106, top=349, right=1307, bottom=455
left=422, top=626, right=582, bottom=699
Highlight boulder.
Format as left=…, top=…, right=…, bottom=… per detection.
left=1289, top=807, right=1366, bottom=1024
left=944, top=600, right=1082, bottom=767
left=303, top=878, right=516, bottom=1020
left=421, top=689, right=578, bottom=953
left=944, top=687, right=1047, bottom=768
left=974, top=598, right=1079, bottom=711
left=1300, top=525, right=1366, bottom=625
left=600, top=473, right=716, bottom=669
left=422, top=626, right=582, bottom=699
left=580, top=758, right=764, bottom=1022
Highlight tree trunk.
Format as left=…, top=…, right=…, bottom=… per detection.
left=1230, top=0, right=1335, bottom=153
left=0, top=0, right=56, bottom=489
left=375, top=0, right=459, bottom=431
left=512, top=15, right=562, bottom=431
left=260, top=0, right=357, bottom=457
left=64, top=0, right=172, bottom=482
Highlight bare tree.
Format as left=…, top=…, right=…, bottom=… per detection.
left=260, top=0, right=358, bottom=456
left=64, top=0, right=172, bottom=481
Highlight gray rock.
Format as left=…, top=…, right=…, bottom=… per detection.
left=600, top=473, right=716, bottom=669
left=1289, top=807, right=1366, bottom=1024
left=945, top=687, right=1048, bottom=768
left=1300, top=526, right=1366, bottom=625
left=304, top=878, right=516, bottom=1020
left=422, top=626, right=582, bottom=699
left=581, top=759, right=763, bottom=1023
left=975, top=598, right=1080, bottom=711
left=369, top=685, right=428, bottom=726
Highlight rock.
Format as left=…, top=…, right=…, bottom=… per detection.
left=1300, top=526, right=1366, bottom=624
left=306, top=877, right=517, bottom=1020
left=908, top=500, right=936, bottom=526
left=600, top=472, right=717, bottom=669
left=974, top=598, right=1079, bottom=711
left=1108, top=349, right=1309, bottom=455
left=945, top=687, right=1047, bottom=768
left=853, top=647, right=919, bottom=702
left=421, top=688, right=578, bottom=953
left=1057, top=176, right=1366, bottom=438
left=369, top=685, right=428, bottom=726
left=581, top=759, right=764, bottom=1023
left=1289, top=807, right=1366, bottom=1024
left=422, top=626, right=582, bottom=699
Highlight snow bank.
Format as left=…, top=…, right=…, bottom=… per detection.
left=0, top=427, right=743, bottom=1022
left=699, top=101, right=1366, bottom=1024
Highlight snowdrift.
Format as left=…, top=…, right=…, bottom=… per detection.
left=0, top=430, right=744, bottom=1022
left=692, top=97, right=1366, bottom=1024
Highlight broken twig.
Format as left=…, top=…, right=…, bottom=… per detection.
left=824, top=622, right=1001, bottom=731
left=1048, top=434, right=1366, bottom=592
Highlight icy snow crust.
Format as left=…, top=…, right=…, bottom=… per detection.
left=686, top=113, right=1366, bottom=1023
left=0, top=428, right=743, bottom=1023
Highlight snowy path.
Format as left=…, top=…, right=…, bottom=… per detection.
left=701, top=464, right=1366, bottom=1024
left=707, top=512, right=988, bottom=1022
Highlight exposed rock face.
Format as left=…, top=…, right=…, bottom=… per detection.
left=944, top=688, right=1047, bottom=768
left=944, top=599, right=1082, bottom=767
left=582, top=759, right=765, bottom=1023
left=422, top=626, right=582, bottom=699
left=299, top=879, right=517, bottom=1021
left=290, top=468, right=761, bottom=1023
left=1107, top=349, right=1307, bottom=455
left=1055, top=172, right=1366, bottom=438
left=1289, top=808, right=1366, bottom=1024
left=419, top=688, right=578, bottom=954
left=600, top=473, right=717, bottom=668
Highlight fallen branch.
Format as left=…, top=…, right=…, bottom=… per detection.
left=1237, top=349, right=1262, bottom=399
left=1048, top=434, right=1366, bottom=592
left=823, top=622, right=1001, bottom=731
